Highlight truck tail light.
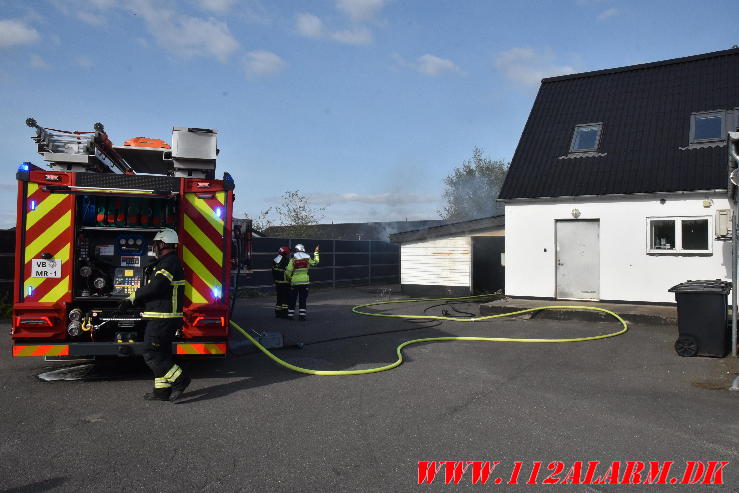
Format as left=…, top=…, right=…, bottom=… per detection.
left=192, top=316, right=225, bottom=328
left=15, top=316, right=54, bottom=327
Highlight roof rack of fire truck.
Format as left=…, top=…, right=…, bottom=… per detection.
left=27, top=118, right=219, bottom=179
left=26, top=117, right=134, bottom=175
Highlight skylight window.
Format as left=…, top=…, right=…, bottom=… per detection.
left=690, top=111, right=725, bottom=143
left=570, top=123, right=602, bottom=152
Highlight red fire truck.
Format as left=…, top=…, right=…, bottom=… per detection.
left=11, top=118, right=241, bottom=358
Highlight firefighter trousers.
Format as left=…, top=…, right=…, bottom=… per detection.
left=288, top=285, right=309, bottom=319
left=143, top=318, right=188, bottom=394
left=275, top=283, right=290, bottom=316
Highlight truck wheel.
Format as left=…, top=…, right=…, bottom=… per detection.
left=674, top=336, right=698, bottom=357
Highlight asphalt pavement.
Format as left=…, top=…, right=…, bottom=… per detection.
left=0, top=286, right=738, bottom=492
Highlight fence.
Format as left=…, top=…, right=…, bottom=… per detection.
left=0, top=230, right=14, bottom=303
left=0, top=232, right=401, bottom=298
left=241, top=237, right=399, bottom=291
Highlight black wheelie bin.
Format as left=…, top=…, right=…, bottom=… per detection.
left=668, top=279, right=732, bottom=357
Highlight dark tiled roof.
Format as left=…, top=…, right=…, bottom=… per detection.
left=499, top=47, right=739, bottom=200
left=263, top=220, right=444, bottom=241
left=390, top=215, right=504, bottom=244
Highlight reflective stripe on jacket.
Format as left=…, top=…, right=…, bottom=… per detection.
left=131, top=251, right=185, bottom=319
left=285, top=251, right=319, bottom=286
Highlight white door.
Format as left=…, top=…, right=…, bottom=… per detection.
left=556, top=220, right=600, bottom=300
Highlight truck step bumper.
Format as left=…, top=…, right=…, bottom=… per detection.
left=13, top=341, right=228, bottom=357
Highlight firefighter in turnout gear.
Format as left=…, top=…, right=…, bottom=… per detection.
left=285, top=243, right=319, bottom=320
left=119, top=228, right=190, bottom=401
left=272, top=246, right=291, bottom=317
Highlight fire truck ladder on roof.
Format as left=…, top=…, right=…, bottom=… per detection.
left=26, top=117, right=134, bottom=175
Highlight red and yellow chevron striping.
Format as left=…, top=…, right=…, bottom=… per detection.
left=13, top=345, right=70, bottom=357
left=22, top=183, right=75, bottom=304
left=175, top=343, right=227, bottom=355
left=181, top=191, right=226, bottom=305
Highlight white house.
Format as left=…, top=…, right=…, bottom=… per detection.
left=498, top=47, right=739, bottom=303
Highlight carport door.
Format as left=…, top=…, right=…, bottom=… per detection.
left=471, top=236, right=505, bottom=294
left=555, top=220, right=599, bottom=300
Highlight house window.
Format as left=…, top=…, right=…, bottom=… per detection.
left=570, top=123, right=602, bottom=152
left=647, top=216, right=711, bottom=254
left=690, top=111, right=725, bottom=143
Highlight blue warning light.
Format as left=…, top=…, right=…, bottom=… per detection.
left=18, top=163, right=30, bottom=172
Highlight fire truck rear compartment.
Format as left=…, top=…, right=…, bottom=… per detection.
left=70, top=193, right=178, bottom=343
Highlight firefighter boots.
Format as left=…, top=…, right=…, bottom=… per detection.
left=169, top=374, right=191, bottom=402
left=144, top=388, right=171, bottom=401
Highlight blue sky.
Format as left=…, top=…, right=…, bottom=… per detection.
left=0, top=0, right=737, bottom=228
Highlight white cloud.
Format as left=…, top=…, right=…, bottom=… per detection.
left=77, top=11, right=107, bottom=25
left=336, top=0, right=386, bottom=22
left=597, top=8, right=619, bottom=20
left=310, top=192, right=437, bottom=207
left=130, top=0, right=239, bottom=62
left=296, top=13, right=324, bottom=38
left=297, top=12, right=372, bottom=45
left=30, top=54, right=49, bottom=69
left=89, top=0, right=117, bottom=8
left=49, top=0, right=114, bottom=25
left=197, top=0, right=236, bottom=14
left=393, top=53, right=462, bottom=77
left=157, top=15, right=239, bottom=62
left=416, top=54, right=462, bottom=76
left=243, top=50, right=285, bottom=78
left=53, top=0, right=241, bottom=62
left=0, top=19, right=40, bottom=48
left=331, top=27, right=372, bottom=45
left=495, top=47, right=577, bottom=86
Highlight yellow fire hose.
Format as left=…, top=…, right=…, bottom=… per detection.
left=229, top=295, right=629, bottom=376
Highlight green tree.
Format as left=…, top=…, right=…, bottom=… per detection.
left=274, top=189, right=326, bottom=237
left=244, top=208, right=274, bottom=233
left=439, top=147, right=509, bottom=222
left=247, top=190, right=326, bottom=237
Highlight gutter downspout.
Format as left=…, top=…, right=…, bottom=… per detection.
left=728, top=132, right=739, bottom=359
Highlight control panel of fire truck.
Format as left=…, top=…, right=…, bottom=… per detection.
left=75, top=231, right=158, bottom=298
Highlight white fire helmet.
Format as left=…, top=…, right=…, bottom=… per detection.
left=153, top=228, right=179, bottom=245
left=294, top=244, right=306, bottom=253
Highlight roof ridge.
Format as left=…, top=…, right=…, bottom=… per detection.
left=542, top=46, right=739, bottom=84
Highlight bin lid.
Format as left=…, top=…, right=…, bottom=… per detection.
left=668, top=279, right=732, bottom=294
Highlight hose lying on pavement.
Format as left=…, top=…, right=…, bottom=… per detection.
left=229, top=294, right=629, bottom=376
